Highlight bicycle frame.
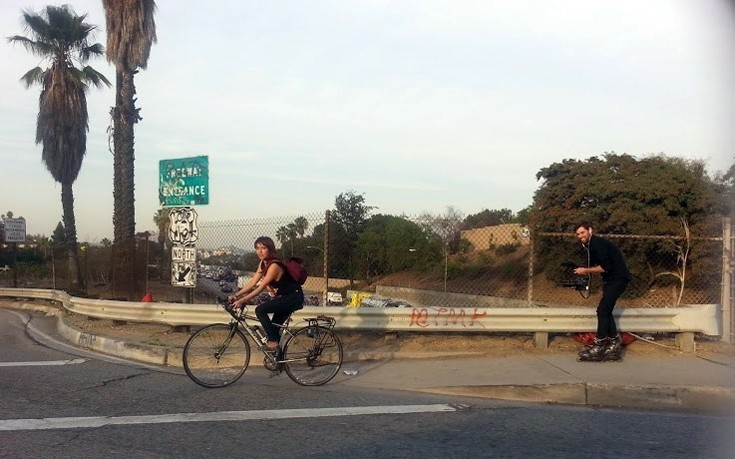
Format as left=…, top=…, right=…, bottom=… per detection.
left=222, top=301, right=338, bottom=367
left=222, top=302, right=288, bottom=365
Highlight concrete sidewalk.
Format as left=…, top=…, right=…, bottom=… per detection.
left=9, top=303, right=735, bottom=414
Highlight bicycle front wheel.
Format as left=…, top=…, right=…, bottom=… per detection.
left=183, top=324, right=251, bottom=388
left=283, top=326, right=343, bottom=386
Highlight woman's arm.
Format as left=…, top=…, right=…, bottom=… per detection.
left=227, top=264, right=263, bottom=303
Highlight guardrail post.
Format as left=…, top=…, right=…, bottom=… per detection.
left=676, top=332, right=695, bottom=352
left=534, top=332, right=548, bottom=349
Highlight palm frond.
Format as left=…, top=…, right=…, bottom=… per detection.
left=7, top=35, right=55, bottom=58
left=79, top=43, right=105, bottom=63
left=81, top=66, right=112, bottom=89
left=20, top=9, right=50, bottom=38
left=18, top=67, right=45, bottom=89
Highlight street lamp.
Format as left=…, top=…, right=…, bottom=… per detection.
left=306, top=245, right=328, bottom=306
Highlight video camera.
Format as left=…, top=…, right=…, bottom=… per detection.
left=560, top=276, right=590, bottom=291
left=559, top=261, right=590, bottom=292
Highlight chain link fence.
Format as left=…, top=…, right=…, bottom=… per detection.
left=0, top=213, right=728, bottom=312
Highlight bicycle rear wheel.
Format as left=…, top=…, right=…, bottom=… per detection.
left=283, top=326, right=343, bottom=386
left=183, top=324, right=251, bottom=388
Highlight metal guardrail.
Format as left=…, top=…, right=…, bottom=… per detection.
left=0, top=287, right=722, bottom=350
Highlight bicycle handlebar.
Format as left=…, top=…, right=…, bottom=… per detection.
left=217, top=297, right=243, bottom=319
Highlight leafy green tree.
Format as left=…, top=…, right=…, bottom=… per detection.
left=332, top=191, right=375, bottom=284
left=515, top=206, right=532, bottom=225
left=50, top=222, right=67, bottom=248
left=462, top=208, right=516, bottom=229
left=532, top=153, right=723, bottom=233
left=531, top=153, right=725, bottom=297
left=356, top=214, right=440, bottom=282
left=103, top=0, right=157, bottom=298
left=716, top=159, right=735, bottom=216
left=419, top=206, right=465, bottom=254
left=418, top=206, right=465, bottom=291
left=8, top=5, right=110, bottom=293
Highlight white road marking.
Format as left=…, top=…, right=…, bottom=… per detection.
left=0, top=404, right=459, bottom=431
left=0, top=358, right=87, bottom=367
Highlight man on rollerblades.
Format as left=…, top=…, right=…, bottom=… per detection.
left=573, top=222, right=631, bottom=362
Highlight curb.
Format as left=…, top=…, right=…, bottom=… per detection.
left=56, top=316, right=175, bottom=367
left=416, top=383, right=735, bottom=413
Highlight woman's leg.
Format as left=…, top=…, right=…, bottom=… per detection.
left=255, top=292, right=304, bottom=344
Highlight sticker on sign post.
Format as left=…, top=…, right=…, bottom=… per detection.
left=172, top=246, right=196, bottom=262
left=168, top=207, right=198, bottom=246
left=172, top=261, right=197, bottom=288
left=171, top=246, right=197, bottom=287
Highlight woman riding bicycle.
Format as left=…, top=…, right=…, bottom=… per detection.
left=228, top=236, right=304, bottom=351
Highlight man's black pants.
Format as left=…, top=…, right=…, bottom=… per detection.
left=596, top=279, right=629, bottom=339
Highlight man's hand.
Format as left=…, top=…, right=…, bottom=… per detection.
left=573, top=267, right=587, bottom=276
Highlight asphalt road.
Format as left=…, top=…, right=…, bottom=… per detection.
left=1, top=309, right=734, bottom=459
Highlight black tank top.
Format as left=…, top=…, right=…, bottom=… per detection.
left=261, top=260, right=300, bottom=295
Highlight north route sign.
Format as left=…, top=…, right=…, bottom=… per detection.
left=171, top=246, right=197, bottom=288
left=159, top=156, right=209, bottom=207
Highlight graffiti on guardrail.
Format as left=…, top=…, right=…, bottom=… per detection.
left=409, top=307, right=488, bottom=328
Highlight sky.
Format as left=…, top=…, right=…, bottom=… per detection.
left=1, top=0, right=734, bottom=243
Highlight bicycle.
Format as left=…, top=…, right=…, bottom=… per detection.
left=182, top=298, right=343, bottom=388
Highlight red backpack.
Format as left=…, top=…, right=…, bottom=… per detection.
left=278, top=257, right=308, bottom=285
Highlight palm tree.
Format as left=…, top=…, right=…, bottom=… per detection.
left=293, top=216, right=309, bottom=238
left=276, top=226, right=289, bottom=250
left=8, top=5, right=110, bottom=294
left=102, top=0, right=157, bottom=299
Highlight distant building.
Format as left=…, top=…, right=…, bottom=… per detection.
left=460, top=223, right=529, bottom=251
left=212, top=247, right=233, bottom=256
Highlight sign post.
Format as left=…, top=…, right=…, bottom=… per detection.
left=159, top=156, right=209, bottom=303
left=167, top=207, right=199, bottom=290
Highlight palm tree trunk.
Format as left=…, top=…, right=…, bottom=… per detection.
left=61, top=181, right=84, bottom=293
left=112, top=68, right=139, bottom=299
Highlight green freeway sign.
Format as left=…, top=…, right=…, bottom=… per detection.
left=159, top=156, right=209, bottom=207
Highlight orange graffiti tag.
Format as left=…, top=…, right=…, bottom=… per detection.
left=409, top=308, right=429, bottom=327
